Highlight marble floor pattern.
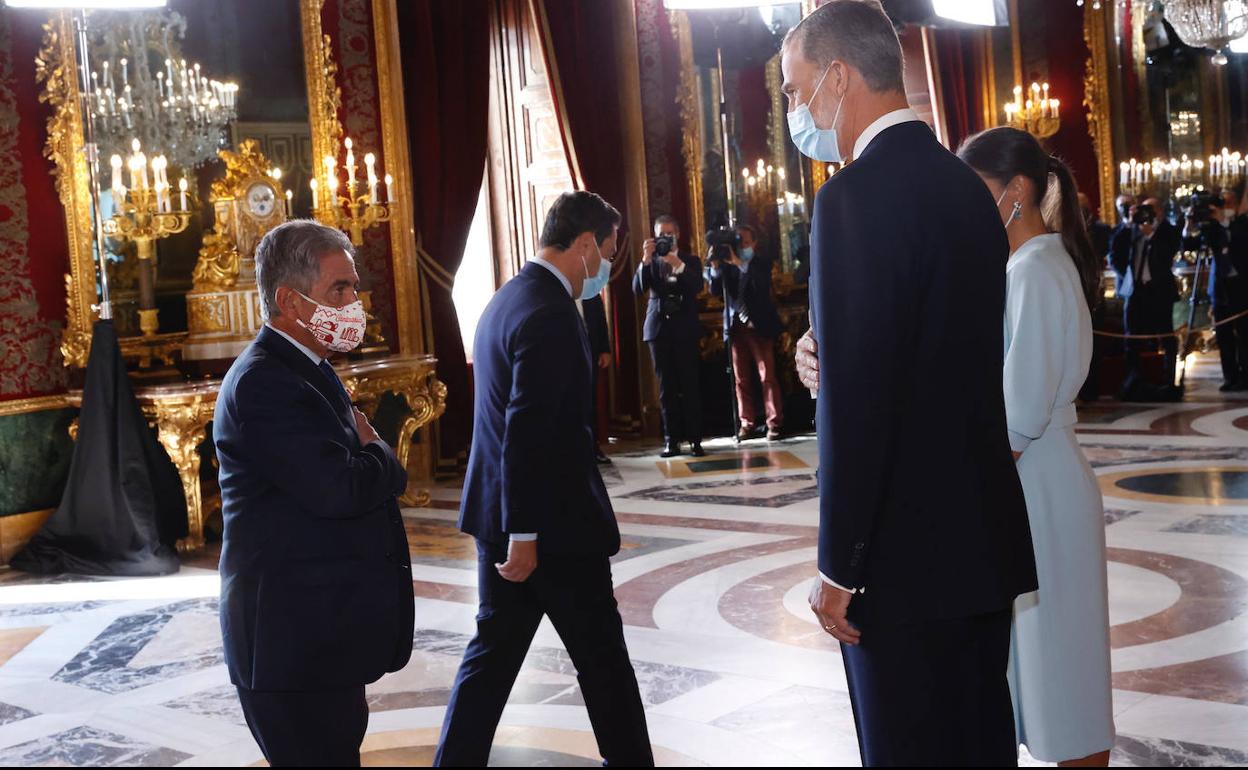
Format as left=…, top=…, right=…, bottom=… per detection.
left=0, top=355, right=1245, bottom=766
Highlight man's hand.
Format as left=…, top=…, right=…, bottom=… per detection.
left=809, top=578, right=861, bottom=646
left=796, top=329, right=819, bottom=391
left=353, top=407, right=380, bottom=445
left=642, top=238, right=656, bottom=266
left=496, top=539, right=538, bottom=583
left=597, top=352, right=612, bottom=369
left=726, top=247, right=744, bottom=268
left=662, top=251, right=683, bottom=271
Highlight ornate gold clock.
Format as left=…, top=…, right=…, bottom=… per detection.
left=185, top=140, right=288, bottom=363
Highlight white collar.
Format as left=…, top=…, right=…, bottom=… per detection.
left=852, top=108, right=922, bottom=161
left=531, top=256, right=574, bottom=298
left=267, top=323, right=324, bottom=366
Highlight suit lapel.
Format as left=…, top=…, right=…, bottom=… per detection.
left=256, top=327, right=356, bottom=433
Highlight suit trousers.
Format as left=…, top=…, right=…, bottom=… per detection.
left=1214, top=277, right=1248, bottom=384
left=647, top=334, right=702, bottom=443
left=236, top=685, right=368, bottom=767
left=435, top=541, right=653, bottom=767
left=841, top=608, right=1016, bottom=767
left=730, top=321, right=784, bottom=431
left=1123, top=287, right=1177, bottom=385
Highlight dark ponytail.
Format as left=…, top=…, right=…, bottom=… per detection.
left=957, top=127, right=1100, bottom=310
left=1046, top=155, right=1100, bottom=309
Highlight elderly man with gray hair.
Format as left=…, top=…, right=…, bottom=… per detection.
left=785, top=1, right=1037, bottom=765
left=213, top=219, right=414, bottom=767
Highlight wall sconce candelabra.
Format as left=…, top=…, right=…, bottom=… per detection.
left=104, top=138, right=194, bottom=337
left=1119, top=150, right=1246, bottom=197
left=310, top=136, right=393, bottom=245
left=1004, top=82, right=1061, bottom=140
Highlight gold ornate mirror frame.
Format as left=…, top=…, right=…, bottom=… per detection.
left=1082, top=1, right=1116, bottom=228
left=670, top=2, right=824, bottom=258
left=42, top=0, right=422, bottom=368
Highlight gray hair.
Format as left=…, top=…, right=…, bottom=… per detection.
left=783, top=0, right=905, bottom=95
left=254, top=219, right=354, bottom=321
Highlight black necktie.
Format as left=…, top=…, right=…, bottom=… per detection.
left=317, top=360, right=352, bottom=409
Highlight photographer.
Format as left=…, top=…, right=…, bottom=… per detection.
left=1216, top=182, right=1248, bottom=390
left=705, top=224, right=784, bottom=441
left=633, top=215, right=706, bottom=457
left=1109, top=198, right=1181, bottom=397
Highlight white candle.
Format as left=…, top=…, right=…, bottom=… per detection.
left=365, top=153, right=377, bottom=204
left=310, top=178, right=319, bottom=210
left=179, top=177, right=188, bottom=211
left=110, top=154, right=123, bottom=191
left=1120, top=162, right=1128, bottom=186
left=384, top=173, right=393, bottom=203
left=165, top=59, right=174, bottom=92
left=120, top=57, right=128, bottom=89
left=285, top=189, right=293, bottom=217
left=128, top=156, right=140, bottom=191
left=345, top=138, right=356, bottom=190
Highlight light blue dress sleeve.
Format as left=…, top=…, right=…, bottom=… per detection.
left=1003, top=258, right=1067, bottom=454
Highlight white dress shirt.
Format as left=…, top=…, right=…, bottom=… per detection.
left=851, top=107, right=922, bottom=161
left=267, top=323, right=323, bottom=365
left=815, top=111, right=920, bottom=596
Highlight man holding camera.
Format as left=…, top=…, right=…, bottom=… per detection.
left=1110, top=198, right=1181, bottom=395
left=706, top=224, right=785, bottom=441
left=634, top=215, right=705, bottom=457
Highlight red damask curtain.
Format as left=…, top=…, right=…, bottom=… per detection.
left=395, top=1, right=491, bottom=466
left=932, top=28, right=987, bottom=152
left=530, top=0, right=645, bottom=431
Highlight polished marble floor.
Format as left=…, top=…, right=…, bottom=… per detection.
left=0, top=355, right=1244, bottom=765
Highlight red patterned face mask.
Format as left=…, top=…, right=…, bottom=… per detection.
left=294, top=291, right=366, bottom=353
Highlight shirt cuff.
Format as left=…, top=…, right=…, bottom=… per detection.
left=509, top=533, right=537, bottom=542
left=819, top=571, right=860, bottom=594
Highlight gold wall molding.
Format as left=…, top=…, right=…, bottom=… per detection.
left=372, top=0, right=424, bottom=356
left=301, top=0, right=342, bottom=194
left=38, top=16, right=95, bottom=369
left=0, top=394, right=69, bottom=418
left=1083, top=2, right=1116, bottom=224
left=671, top=10, right=704, bottom=256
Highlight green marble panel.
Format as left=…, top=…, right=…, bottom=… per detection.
left=0, top=408, right=75, bottom=517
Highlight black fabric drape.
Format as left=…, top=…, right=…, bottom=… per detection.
left=12, top=321, right=183, bottom=576
left=396, top=0, right=491, bottom=468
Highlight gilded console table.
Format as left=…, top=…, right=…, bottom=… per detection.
left=68, top=354, right=445, bottom=553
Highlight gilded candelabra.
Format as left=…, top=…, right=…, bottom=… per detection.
left=310, top=136, right=393, bottom=246
left=1004, top=82, right=1061, bottom=140
left=103, top=139, right=193, bottom=337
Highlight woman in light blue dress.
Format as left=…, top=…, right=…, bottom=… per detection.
left=958, top=127, right=1115, bottom=768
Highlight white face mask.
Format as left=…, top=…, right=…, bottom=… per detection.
left=995, top=187, right=1019, bottom=229
left=787, top=64, right=846, bottom=163
left=294, top=291, right=366, bottom=353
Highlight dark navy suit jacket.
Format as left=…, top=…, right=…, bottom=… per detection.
left=214, top=326, right=414, bottom=691
left=809, top=121, right=1037, bottom=624
left=705, top=252, right=784, bottom=339
left=632, top=252, right=705, bottom=342
left=459, top=261, right=620, bottom=557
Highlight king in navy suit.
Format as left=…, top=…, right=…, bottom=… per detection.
left=214, top=221, right=414, bottom=767
left=785, top=3, right=1037, bottom=766
left=436, top=192, right=653, bottom=767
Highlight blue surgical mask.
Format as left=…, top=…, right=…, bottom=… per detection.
left=579, top=251, right=611, bottom=300
left=740, top=247, right=755, bottom=261
left=787, top=64, right=845, bottom=163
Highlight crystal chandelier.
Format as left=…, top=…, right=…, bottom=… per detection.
left=1164, top=0, right=1248, bottom=64
left=85, top=10, right=239, bottom=169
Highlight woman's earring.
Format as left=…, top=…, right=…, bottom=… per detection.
left=1010, top=200, right=1023, bottom=223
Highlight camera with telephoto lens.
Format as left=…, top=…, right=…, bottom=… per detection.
left=705, top=226, right=741, bottom=266
left=1132, top=203, right=1157, bottom=227
left=655, top=234, right=675, bottom=258
left=1184, top=191, right=1221, bottom=225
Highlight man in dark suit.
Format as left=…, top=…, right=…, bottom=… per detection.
left=785, top=3, right=1037, bottom=765
left=1110, top=198, right=1181, bottom=393
left=705, top=224, right=785, bottom=441
left=436, top=192, right=653, bottom=767
left=1221, top=182, right=1248, bottom=390
left=633, top=215, right=706, bottom=457
left=580, top=294, right=614, bottom=463
left=214, top=220, right=414, bottom=767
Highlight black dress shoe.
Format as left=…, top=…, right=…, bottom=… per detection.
left=595, top=448, right=612, bottom=464
left=690, top=442, right=706, bottom=457
left=660, top=441, right=680, bottom=458
left=1221, top=380, right=1239, bottom=392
